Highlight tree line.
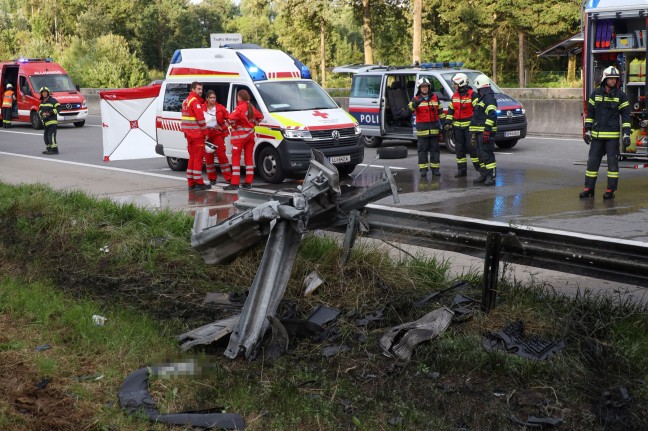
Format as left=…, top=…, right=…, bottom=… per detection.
left=0, top=0, right=582, bottom=88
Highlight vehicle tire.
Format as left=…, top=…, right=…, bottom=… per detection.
left=377, top=145, right=408, bottom=159
left=31, top=111, right=43, bottom=130
left=337, top=164, right=357, bottom=176
left=166, top=157, right=188, bottom=171
left=73, top=121, right=85, bottom=128
left=362, top=135, right=383, bottom=148
left=257, top=146, right=286, bottom=184
left=496, top=140, right=518, bottom=149
left=445, top=133, right=457, bottom=154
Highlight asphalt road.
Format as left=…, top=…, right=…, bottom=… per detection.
left=1, top=114, right=647, bottom=242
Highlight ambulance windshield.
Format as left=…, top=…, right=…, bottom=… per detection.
left=30, top=74, right=77, bottom=93
left=255, top=81, right=338, bottom=113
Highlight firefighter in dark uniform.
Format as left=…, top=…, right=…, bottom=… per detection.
left=581, top=66, right=631, bottom=200
left=444, top=73, right=480, bottom=177
left=38, top=87, right=60, bottom=155
left=470, top=74, right=498, bottom=186
left=407, top=77, right=445, bottom=177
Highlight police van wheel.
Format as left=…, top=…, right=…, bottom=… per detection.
left=166, top=157, right=188, bottom=172
left=362, top=136, right=383, bottom=148
left=31, top=111, right=43, bottom=130
left=257, top=146, right=286, bottom=184
left=377, top=145, right=407, bottom=159
left=73, top=121, right=85, bottom=128
left=495, top=140, right=518, bottom=149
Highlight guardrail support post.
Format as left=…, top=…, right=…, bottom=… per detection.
left=481, top=232, right=502, bottom=314
left=341, top=209, right=360, bottom=265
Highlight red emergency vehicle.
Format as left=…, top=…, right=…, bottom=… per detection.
left=0, top=58, right=87, bottom=129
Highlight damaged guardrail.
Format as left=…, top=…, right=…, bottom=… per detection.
left=235, top=193, right=648, bottom=288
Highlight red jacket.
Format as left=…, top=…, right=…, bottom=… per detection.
left=229, top=100, right=263, bottom=140
left=446, top=87, right=474, bottom=128
left=181, top=91, right=208, bottom=139
left=204, top=103, right=230, bottom=137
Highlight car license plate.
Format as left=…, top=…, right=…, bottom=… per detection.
left=329, top=155, right=351, bottom=163
left=504, top=130, right=521, bottom=137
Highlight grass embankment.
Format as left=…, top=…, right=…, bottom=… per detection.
left=0, top=182, right=647, bottom=431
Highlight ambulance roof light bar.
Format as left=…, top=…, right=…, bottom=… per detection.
left=287, top=54, right=312, bottom=79
left=236, top=52, right=267, bottom=81
left=420, top=61, right=464, bottom=69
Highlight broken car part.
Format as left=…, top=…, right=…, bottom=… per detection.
left=482, top=320, right=566, bottom=361
left=118, top=366, right=245, bottom=429
left=307, top=306, right=341, bottom=327
left=379, top=307, right=454, bottom=361
left=303, top=270, right=324, bottom=296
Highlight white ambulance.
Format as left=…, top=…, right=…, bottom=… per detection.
left=155, top=45, right=364, bottom=183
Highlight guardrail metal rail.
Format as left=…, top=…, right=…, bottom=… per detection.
left=236, top=190, right=648, bottom=288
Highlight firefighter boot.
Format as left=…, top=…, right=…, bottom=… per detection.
left=473, top=168, right=487, bottom=184
left=579, top=188, right=595, bottom=198
left=420, top=169, right=428, bottom=178
left=432, top=168, right=441, bottom=177
left=454, top=169, right=467, bottom=178
left=603, top=189, right=615, bottom=200
left=484, top=174, right=496, bottom=186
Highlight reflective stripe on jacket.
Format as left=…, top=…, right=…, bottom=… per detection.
left=229, top=100, right=263, bottom=142
left=2, top=90, right=14, bottom=108
left=469, top=88, right=497, bottom=133
left=38, top=96, right=60, bottom=126
left=408, top=93, right=445, bottom=135
left=446, top=87, right=474, bottom=128
left=584, top=87, right=631, bottom=139
left=181, top=91, right=208, bottom=138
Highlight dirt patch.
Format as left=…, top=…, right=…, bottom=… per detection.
left=0, top=316, right=96, bottom=431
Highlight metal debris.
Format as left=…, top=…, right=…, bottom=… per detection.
left=482, top=320, right=566, bottom=361
left=178, top=315, right=240, bottom=352
left=379, top=307, right=454, bottom=361
left=307, top=306, right=341, bottom=327
left=303, top=271, right=324, bottom=296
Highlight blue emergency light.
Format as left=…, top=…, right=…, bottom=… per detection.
left=236, top=52, right=267, bottom=81
left=287, top=54, right=312, bottom=79
left=420, top=61, right=464, bottom=68
left=15, top=57, right=53, bottom=63
left=170, top=50, right=182, bottom=64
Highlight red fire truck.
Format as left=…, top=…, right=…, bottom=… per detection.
left=0, top=58, right=87, bottom=128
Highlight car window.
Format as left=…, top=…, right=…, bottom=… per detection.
left=440, top=72, right=503, bottom=94
left=162, top=83, right=191, bottom=112
left=420, top=75, right=446, bottom=95
left=255, top=80, right=337, bottom=112
left=232, top=85, right=261, bottom=112
left=350, top=75, right=381, bottom=98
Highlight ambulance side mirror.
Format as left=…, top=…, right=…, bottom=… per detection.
left=75, top=85, right=80, bottom=91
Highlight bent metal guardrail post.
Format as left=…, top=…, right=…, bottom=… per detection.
left=481, top=232, right=502, bottom=314
left=190, top=149, right=400, bottom=359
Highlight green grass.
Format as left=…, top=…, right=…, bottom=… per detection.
left=0, top=182, right=647, bottom=430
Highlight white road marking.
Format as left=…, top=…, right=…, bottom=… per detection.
left=0, top=151, right=185, bottom=182
left=357, top=164, right=408, bottom=170
left=526, top=135, right=582, bottom=142
left=0, top=130, right=42, bottom=137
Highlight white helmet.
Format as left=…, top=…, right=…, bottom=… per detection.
left=417, top=77, right=431, bottom=88
left=601, top=66, right=620, bottom=84
left=474, top=74, right=491, bottom=89
left=205, top=141, right=216, bottom=154
left=6, top=83, right=12, bottom=89
left=452, top=73, right=469, bottom=87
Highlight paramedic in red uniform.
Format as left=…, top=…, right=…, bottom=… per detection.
left=181, top=82, right=211, bottom=190
left=203, top=90, right=232, bottom=185
left=224, top=89, right=263, bottom=190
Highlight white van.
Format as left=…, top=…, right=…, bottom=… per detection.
left=155, top=45, right=364, bottom=183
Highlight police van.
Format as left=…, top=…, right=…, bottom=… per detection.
left=0, top=58, right=88, bottom=128
left=333, top=63, right=527, bottom=151
left=155, top=45, right=363, bottom=183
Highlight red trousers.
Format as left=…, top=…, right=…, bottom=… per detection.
left=206, top=130, right=232, bottom=182
left=186, top=136, right=206, bottom=187
left=230, top=135, right=254, bottom=186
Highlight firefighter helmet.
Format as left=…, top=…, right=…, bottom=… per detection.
left=39, top=87, right=50, bottom=96
left=6, top=83, right=12, bottom=89
left=474, top=74, right=491, bottom=89
left=452, top=73, right=469, bottom=87
left=417, top=77, right=431, bottom=88
left=600, top=66, right=620, bottom=84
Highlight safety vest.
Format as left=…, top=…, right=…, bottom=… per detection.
left=446, top=87, right=474, bottom=128
left=2, top=90, right=14, bottom=108
left=408, top=93, right=445, bottom=136
left=181, top=91, right=207, bottom=139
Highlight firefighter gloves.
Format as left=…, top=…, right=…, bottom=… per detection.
left=622, top=134, right=631, bottom=149
left=584, top=130, right=592, bottom=145
left=482, top=130, right=491, bottom=142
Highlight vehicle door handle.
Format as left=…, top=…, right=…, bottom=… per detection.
left=371, top=100, right=378, bottom=104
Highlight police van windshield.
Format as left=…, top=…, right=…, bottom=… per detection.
left=30, top=74, right=77, bottom=93
left=255, top=81, right=338, bottom=113
left=440, top=72, right=503, bottom=94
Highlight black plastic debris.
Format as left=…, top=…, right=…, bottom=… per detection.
left=322, top=344, right=350, bottom=357
left=482, top=321, right=566, bottom=361
left=354, top=309, right=384, bottom=327
left=451, top=294, right=480, bottom=322
left=413, top=280, right=471, bottom=308
left=307, top=306, right=341, bottom=327
left=280, top=319, right=324, bottom=340
left=34, top=344, right=51, bottom=352
left=510, top=415, right=563, bottom=428
left=261, top=316, right=289, bottom=362
left=118, top=367, right=245, bottom=429
left=35, top=377, right=51, bottom=389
